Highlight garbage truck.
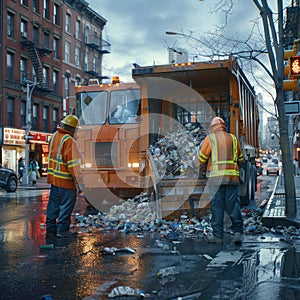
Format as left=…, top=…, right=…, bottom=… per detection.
left=75, top=56, right=259, bottom=219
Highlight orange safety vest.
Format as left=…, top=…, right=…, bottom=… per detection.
left=47, top=128, right=81, bottom=190
left=198, top=125, right=244, bottom=185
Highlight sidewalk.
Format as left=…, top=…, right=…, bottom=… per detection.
left=262, top=174, right=300, bottom=228
left=18, top=176, right=50, bottom=190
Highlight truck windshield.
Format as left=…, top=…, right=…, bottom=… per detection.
left=79, top=91, right=108, bottom=125
left=109, top=89, right=140, bottom=124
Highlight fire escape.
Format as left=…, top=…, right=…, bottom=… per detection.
left=84, top=34, right=111, bottom=80
left=20, top=37, right=53, bottom=93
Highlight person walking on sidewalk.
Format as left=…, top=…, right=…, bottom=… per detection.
left=29, top=158, right=40, bottom=185
left=18, top=157, right=25, bottom=183
left=198, top=117, right=244, bottom=244
left=46, top=114, right=81, bottom=238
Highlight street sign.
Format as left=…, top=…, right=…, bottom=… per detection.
left=284, top=101, right=300, bottom=115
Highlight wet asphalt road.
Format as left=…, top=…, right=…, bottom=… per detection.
left=0, top=175, right=300, bottom=300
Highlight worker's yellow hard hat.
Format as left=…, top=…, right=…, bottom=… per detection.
left=61, top=115, right=80, bottom=128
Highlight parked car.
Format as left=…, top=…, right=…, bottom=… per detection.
left=0, top=164, right=18, bottom=192
left=266, top=163, right=280, bottom=176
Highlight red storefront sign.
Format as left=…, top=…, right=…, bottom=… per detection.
left=29, top=131, right=52, bottom=144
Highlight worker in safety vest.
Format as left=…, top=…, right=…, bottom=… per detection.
left=198, top=117, right=244, bottom=244
left=46, top=114, right=81, bottom=238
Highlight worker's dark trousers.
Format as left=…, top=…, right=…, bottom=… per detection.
left=46, top=185, right=76, bottom=235
left=209, top=185, right=243, bottom=239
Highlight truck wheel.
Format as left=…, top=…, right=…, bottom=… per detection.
left=254, top=165, right=258, bottom=192
left=240, top=161, right=252, bottom=206
left=251, top=165, right=257, bottom=199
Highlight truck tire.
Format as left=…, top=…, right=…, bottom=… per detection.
left=240, top=161, right=252, bottom=206
left=254, top=165, right=258, bottom=192
left=253, top=164, right=257, bottom=193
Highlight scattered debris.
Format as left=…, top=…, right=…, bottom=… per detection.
left=72, top=191, right=300, bottom=245
left=108, top=286, right=147, bottom=298
left=157, top=266, right=179, bottom=277
left=101, top=246, right=136, bottom=255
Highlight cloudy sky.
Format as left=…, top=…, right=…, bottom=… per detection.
left=87, top=0, right=263, bottom=82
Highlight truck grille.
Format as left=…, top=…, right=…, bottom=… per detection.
left=94, top=142, right=118, bottom=167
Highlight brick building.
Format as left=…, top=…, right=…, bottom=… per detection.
left=0, top=0, right=110, bottom=173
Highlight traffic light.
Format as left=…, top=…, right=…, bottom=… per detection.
left=289, top=56, right=300, bottom=78
left=283, top=39, right=300, bottom=91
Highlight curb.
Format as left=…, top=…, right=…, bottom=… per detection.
left=262, top=176, right=300, bottom=228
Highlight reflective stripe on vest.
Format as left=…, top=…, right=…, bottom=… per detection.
left=208, top=133, right=239, bottom=177
left=48, top=133, right=73, bottom=179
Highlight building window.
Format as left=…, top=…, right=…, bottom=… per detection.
left=53, top=37, right=59, bottom=59
left=84, top=26, right=89, bottom=43
left=33, top=0, right=39, bottom=13
left=84, top=49, right=88, bottom=71
left=92, top=57, right=97, bottom=72
left=75, top=76, right=81, bottom=87
left=53, top=108, right=58, bottom=132
left=21, top=20, right=28, bottom=39
left=65, top=41, right=70, bottom=63
left=44, top=31, right=50, bottom=49
left=21, top=101, right=26, bottom=127
left=75, top=46, right=80, bottom=67
left=43, top=107, right=49, bottom=132
left=7, top=12, right=14, bottom=38
left=32, top=104, right=39, bottom=130
left=65, top=14, right=71, bottom=33
left=75, top=20, right=80, bottom=39
left=43, top=66, right=50, bottom=88
left=20, top=57, right=27, bottom=82
left=33, top=26, right=39, bottom=47
left=53, top=3, right=59, bottom=25
left=53, top=70, right=59, bottom=93
left=64, top=76, right=69, bottom=98
left=7, top=52, right=14, bottom=80
left=21, top=0, right=28, bottom=6
left=32, top=66, right=37, bottom=83
left=7, top=97, right=14, bottom=127
left=43, top=0, right=50, bottom=19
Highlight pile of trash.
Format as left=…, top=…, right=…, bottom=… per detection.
left=74, top=199, right=289, bottom=240
left=73, top=193, right=300, bottom=239
left=148, top=123, right=206, bottom=179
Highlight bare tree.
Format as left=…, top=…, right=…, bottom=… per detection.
left=212, top=0, right=296, bottom=216
left=169, top=0, right=296, bottom=216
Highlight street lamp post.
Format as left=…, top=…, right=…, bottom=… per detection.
left=22, top=79, right=37, bottom=186
left=165, top=31, right=210, bottom=60
left=165, top=31, right=203, bottom=43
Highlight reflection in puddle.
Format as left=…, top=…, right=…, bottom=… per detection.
left=241, top=245, right=300, bottom=299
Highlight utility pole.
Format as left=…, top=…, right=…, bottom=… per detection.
left=22, top=79, right=37, bottom=185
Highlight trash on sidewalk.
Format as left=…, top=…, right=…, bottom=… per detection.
left=72, top=189, right=300, bottom=244
left=108, top=286, right=147, bottom=298
left=101, top=246, right=136, bottom=255
left=157, top=266, right=179, bottom=277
